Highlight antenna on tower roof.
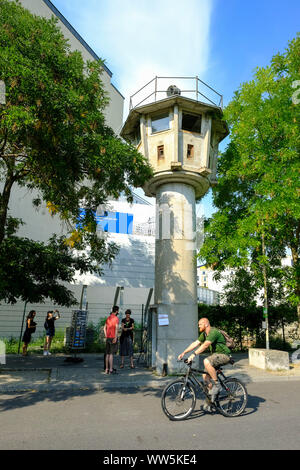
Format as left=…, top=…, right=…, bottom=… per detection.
left=166, top=85, right=181, bottom=97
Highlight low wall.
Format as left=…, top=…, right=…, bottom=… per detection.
left=249, top=348, right=289, bottom=371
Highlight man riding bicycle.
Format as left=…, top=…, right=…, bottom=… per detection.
left=178, top=318, right=231, bottom=403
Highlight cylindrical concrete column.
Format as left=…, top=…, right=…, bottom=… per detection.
left=154, top=182, right=198, bottom=374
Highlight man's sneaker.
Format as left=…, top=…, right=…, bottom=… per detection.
left=209, top=382, right=222, bottom=402
left=202, top=403, right=213, bottom=413
left=43, top=351, right=48, bottom=356
left=47, top=352, right=51, bottom=355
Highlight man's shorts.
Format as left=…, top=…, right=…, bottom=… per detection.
left=106, top=338, right=118, bottom=355
left=206, top=353, right=230, bottom=368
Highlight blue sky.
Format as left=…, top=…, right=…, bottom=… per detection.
left=52, top=0, right=299, bottom=214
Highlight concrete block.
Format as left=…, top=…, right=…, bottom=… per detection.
left=249, top=348, right=289, bottom=371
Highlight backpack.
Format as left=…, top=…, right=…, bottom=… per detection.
left=219, top=329, right=235, bottom=350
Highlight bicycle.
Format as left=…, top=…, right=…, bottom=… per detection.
left=161, top=358, right=248, bottom=420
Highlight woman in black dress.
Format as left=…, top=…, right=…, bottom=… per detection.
left=22, top=310, right=37, bottom=356
left=119, top=309, right=135, bottom=369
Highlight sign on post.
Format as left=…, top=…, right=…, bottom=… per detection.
left=68, top=310, right=88, bottom=350
left=158, top=314, right=169, bottom=326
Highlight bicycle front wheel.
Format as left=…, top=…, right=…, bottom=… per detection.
left=216, top=378, right=248, bottom=417
left=161, top=379, right=196, bottom=421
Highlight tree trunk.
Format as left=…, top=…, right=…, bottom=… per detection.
left=0, top=173, right=15, bottom=244
left=290, top=219, right=299, bottom=310
left=261, top=231, right=269, bottom=349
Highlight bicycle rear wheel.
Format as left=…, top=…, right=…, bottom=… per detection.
left=161, top=379, right=196, bottom=421
left=216, top=378, right=248, bottom=417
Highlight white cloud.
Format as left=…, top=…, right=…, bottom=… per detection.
left=62, top=0, right=214, bottom=116
left=53, top=0, right=215, bottom=205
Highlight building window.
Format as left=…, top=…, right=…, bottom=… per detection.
left=187, top=144, right=194, bottom=159
left=131, top=122, right=141, bottom=145
left=152, top=113, right=169, bottom=133
left=182, top=113, right=202, bottom=133
left=157, top=145, right=164, bottom=159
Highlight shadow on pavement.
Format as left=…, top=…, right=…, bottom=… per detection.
left=183, top=392, right=266, bottom=422
left=0, top=385, right=162, bottom=412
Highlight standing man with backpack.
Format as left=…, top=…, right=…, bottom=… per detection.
left=103, top=305, right=119, bottom=374
left=178, top=318, right=231, bottom=403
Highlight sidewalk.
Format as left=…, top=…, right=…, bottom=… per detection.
left=0, top=352, right=300, bottom=393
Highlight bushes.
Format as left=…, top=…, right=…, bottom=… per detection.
left=1, top=330, right=66, bottom=354
left=85, top=319, right=144, bottom=353
left=198, top=303, right=298, bottom=351
left=2, top=318, right=145, bottom=355
left=254, top=335, right=293, bottom=352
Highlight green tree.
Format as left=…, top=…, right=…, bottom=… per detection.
left=199, top=35, right=300, bottom=322
left=0, top=0, right=152, bottom=305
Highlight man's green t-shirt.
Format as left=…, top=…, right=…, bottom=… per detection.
left=198, top=328, right=231, bottom=355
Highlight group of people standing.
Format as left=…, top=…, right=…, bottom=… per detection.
left=22, top=305, right=135, bottom=373
left=22, top=309, right=60, bottom=356
left=22, top=306, right=229, bottom=404
left=103, top=305, right=135, bottom=374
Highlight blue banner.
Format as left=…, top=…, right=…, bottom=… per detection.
left=78, top=210, right=133, bottom=234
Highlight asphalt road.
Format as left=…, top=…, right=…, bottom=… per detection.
left=0, top=381, right=299, bottom=451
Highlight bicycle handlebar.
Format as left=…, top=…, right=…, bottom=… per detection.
left=180, top=356, right=235, bottom=365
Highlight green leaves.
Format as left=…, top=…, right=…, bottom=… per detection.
left=0, top=1, right=152, bottom=218
left=0, top=0, right=153, bottom=305
left=199, top=34, right=300, bottom=311
left=0, top=234, right=118, bottom=305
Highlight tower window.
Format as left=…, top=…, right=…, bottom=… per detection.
left=187, top=144, right=194, bottom=158
left=131, top=122, right=141, bottom=145
left=182, top=113, right=202, bottom=133
left=152, top=113, right=170, bottom=133
left=157, top=145, right=164, bottom=159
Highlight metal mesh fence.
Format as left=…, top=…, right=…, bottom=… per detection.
left=0, top=302, right=146, bottom=339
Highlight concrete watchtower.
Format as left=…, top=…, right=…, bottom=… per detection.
left=121, top=77, right=228, bottom=374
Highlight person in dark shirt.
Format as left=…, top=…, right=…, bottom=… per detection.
left=22, top=310, right=37, bottom=356
left=43, top=310, right=60, bottom=356
left=178, top=318, right=231, bottom=404
left=119, top=309, right=135, bottom=369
